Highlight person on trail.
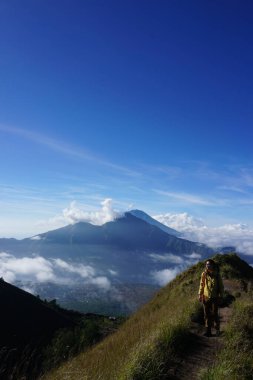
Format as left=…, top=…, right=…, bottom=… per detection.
left=198, top=259, right=224, bottom=337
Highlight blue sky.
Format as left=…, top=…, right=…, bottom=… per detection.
left=0, top=0, right=253, bottom=242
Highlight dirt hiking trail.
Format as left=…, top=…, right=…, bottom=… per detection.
left=168, top=306, right=232, bottom=380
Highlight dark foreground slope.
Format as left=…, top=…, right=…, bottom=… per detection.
left=0, top=280, right=121, bottom=380
left=0, top=279, right=77, bottom=379
left=42, top=253, right=253, bottom=380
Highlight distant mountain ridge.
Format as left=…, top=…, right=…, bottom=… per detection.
left=0, top=211, right=213, bottom=284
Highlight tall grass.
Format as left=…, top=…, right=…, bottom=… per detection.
left=42, top=263, right=203, bottom=380
left=119, top=316, right=191, bottom=380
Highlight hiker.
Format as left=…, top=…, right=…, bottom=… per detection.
left=198, top=259, right=224, bottom=337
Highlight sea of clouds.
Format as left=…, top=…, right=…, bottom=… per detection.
left=0, top=252, right=111, bottom=290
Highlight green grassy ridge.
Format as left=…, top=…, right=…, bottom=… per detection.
left=201, top=297, right=253, bottom=380
left=42, top=253, right=253, bottom=380
left=42, top=262, right=202, bottom=380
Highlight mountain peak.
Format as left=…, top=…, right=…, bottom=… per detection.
left=128, top=209, right=181, bottom=237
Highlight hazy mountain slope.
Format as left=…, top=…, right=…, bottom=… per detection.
left=43, top=253, right=253, bottom=380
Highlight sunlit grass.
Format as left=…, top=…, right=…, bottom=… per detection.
left=42, top=254, right=253, bottom=380
left=41, top=262, right=202, bottom=380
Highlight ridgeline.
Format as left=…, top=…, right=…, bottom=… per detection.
left=41, top=253, right=253, bottom=380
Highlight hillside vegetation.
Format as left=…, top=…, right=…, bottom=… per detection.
left=0, top=280, right=122, bottom=380
left=42, top=253, right=253, bottom=380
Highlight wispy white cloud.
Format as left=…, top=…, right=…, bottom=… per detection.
left=149, top=253, right=184, bottom=264
left=217, top=185, right=248, bottom=194
left=53, top=258, right=95, bottom=278
left=154, top=190, right=224, bottom=206
left=0, top=124, right=139, bottom=177
left=184, top=252, right=202, bottom=259
left=239, top=168, right=253, bottom=188
left=139, top=164, right=183, bottom=179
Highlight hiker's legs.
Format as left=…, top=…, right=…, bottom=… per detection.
left=203, top=300, right=212, bottom=332
left=212, top=299, right=220, bottom=331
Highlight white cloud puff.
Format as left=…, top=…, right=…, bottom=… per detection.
left=153, top=213, right=253, bottom=256
left=62, top=198, right=122, bottom=225
left=90, top=276, right=111, bottom=291
left=30, top=235, right=42, bottom=241
left=0, top=253, right=111, bottom=289
left=108, top=269, right=118, bottom=276
left=151, top=268, right=179, bottom=286
left=38, top=198, right=122, bottom=231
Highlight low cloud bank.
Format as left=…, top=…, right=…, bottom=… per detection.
left=150, top=252, right=201, bottom=286
left=154, top=212, right=253, bottom=256
left=0, top=252, right=111, bottom=290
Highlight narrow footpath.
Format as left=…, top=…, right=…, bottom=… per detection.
left=170, top=306, right=232, bottom=380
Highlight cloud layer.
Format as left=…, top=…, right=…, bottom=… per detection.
left=154, top=212, right=253, bottom=255
left=0, top=252, right=111, bottom=290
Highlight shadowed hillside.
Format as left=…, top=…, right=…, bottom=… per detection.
left=0, top=280, right=123, bottom=380
left=42, top=253, right=253, bottom=380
